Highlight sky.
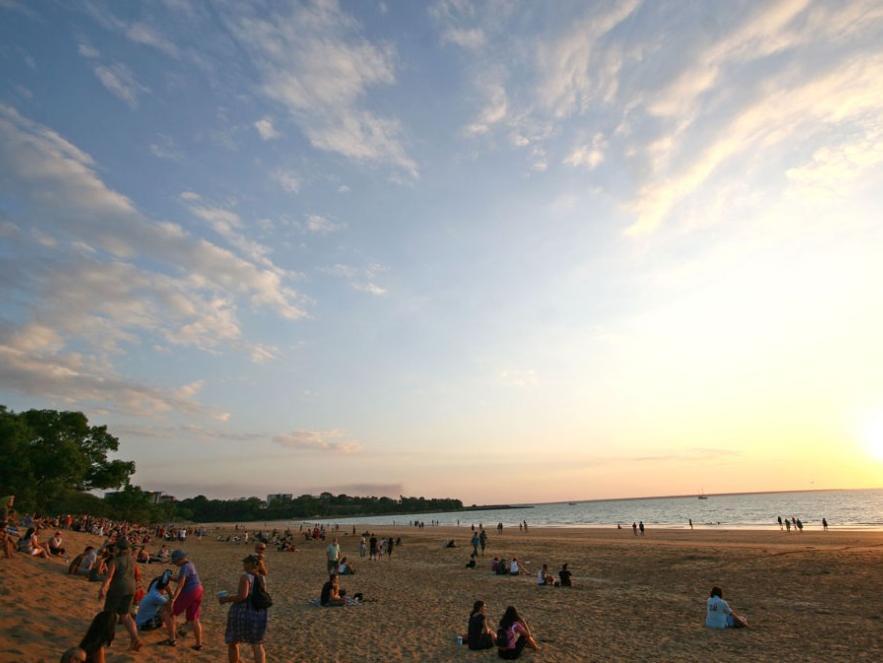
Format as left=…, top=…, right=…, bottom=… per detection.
left=1, top=0, right=881, bottom=504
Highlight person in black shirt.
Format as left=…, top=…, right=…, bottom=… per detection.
left=466, top=600, right=495, bottom=650
left=558, top=563, right=572, bottom=587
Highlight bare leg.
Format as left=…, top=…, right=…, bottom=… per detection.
left=192, top=618, right=203, bottom=646
left=122, top=614, right=142, bottom=650
left=228, top=643, right=240, bottom=663
left=252, top=644, right=266, bottom=663
left=166, top=612, right=177, bottom=643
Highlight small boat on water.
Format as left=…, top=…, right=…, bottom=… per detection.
left=567, top=501, right=577, bottom=506
left=698, top=489, right=708, bottom=500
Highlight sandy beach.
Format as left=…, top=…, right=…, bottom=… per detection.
left=1, top=526, right=881, bottom=662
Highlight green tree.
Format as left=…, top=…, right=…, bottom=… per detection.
left=0, top=405, right=135, bottom=513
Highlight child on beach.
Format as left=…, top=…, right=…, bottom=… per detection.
left=321, top=574, right=346, bottom=607
left=220, top=554, right=268, bottom=663
left=536, top=564, right=556, bottom=586
left=705, top=587, right=748, bottom=629
left=497, top=606, right=540, bottom=659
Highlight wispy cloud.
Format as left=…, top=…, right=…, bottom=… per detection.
left=271, top=169, right=300, bottom=193
left=324, top=262, right=388, bottom=296
left=93, top=62, right=149, bottom=108
left=273, top=429, right=362, bottom=454
left=254, top=116, right=281, bottom=141
left=224, top=0, right=417, bottom=176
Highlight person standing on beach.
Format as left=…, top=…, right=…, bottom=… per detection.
left=254, top=542, right=268, bottom=579
left=369, top=534, right=378, bottom=561
left=777, top=516, right=783, bottom=530
left=785, top=519, right=791, bottom=532
left=359, top=536, right=367, bottom=558
left=471, top=531, right=480, bottom=557
left=98, top=540, right=142, bottom=652
left=166, top=550, right=204, bottom=650
left=822, top=518, right=829, bottom=531
left=387, top=537, right=394, bottom=559
left=220, top=554, right=268, bottom=663
left=689, top=519, right=693, bottom=530
left=632, top=522, right=637, bottom=536
left=497, top=522, right=503, bottom=535
left=639, top=521, right=645, bottom=536
left=479, top=528, right=488, bottom=555
left=326, top=538, right=340, bottom=573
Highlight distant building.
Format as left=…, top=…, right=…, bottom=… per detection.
left=267, top=493, right=293, bottom=505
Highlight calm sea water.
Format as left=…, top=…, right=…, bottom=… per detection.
left=305, top=489, right=883, bottom=530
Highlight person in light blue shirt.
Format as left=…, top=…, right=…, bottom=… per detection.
left=706, top=587, right=748, bottom=629
left=137, top=570, right=172, bottom=631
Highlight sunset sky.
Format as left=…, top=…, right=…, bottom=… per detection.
left=1, top=0, right=881, bottom=503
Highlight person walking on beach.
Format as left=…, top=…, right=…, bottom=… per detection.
left=822, top=517, right=829, bottom=531
left=632, top=522, right=638, bottom=536
left=165, top=550, right=204, bottom=650
left=785, top=519, right=791, bottom=533
left=639, top=521, right=645, bottom=536
left=497, top=522, right=503, bottom=535
left=326, top=538, right=340, bottom=573
left=479, top=528, right=488, bottom=555
left=777, top=516, right=783, bottom=530
left=471, top=531, right=480, bottom=557
left=98, top=540, right=142, bottom=652
left=689, top=519, right=693, bottom=530
left=220, top=554, right=268, bottom=663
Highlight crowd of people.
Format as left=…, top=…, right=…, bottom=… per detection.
left=1, top=493, right=765, bottom=662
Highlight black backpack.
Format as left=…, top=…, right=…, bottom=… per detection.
left=250, top=574, right=272, bottom=610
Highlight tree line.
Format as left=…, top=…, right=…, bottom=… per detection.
left=0, top=405, right=463, bottom=523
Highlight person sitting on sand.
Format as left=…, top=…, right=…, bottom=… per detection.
left=88, top=550, right=111, bottom=582
left=705, top=586, right=748, bottom=629
left=497, top=606, right=540, bottom=659
left=509, top=558, right=522, bottom=576
left=490, top=557, right=500, bottom=573
left=165, top=549, right=205, bottom=650
left=136, top=546, right=150, bottom=564
left=536, top=564, right=555, bottom=586
left=18, top=527, right=49, bottom=558
left=558, top=563, right=572, bottom=587
left=59, top=647, right=87, bottom=663
left=220, top=554, right=268, bottom=663
left=150, top=544, right=170, bottom=564
left=466, top=552, right=477, bottom=568
left=136, top=569, right=173, bottom=633
left=47, top=531, right=66, bottom=556
left=495, top=559, right=509, bottom=576
left=465, top=600, right=496, bottom=650
left=338, top=556, right=355, bottom=575
left=77, top=611, right=117, bottom=663
left=68, top=545, right=92, bottom=575
left=320, top=573, right=346, bottom=607
left=98, top=540, right=142, bottom=652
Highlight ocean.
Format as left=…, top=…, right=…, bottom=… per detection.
left=305, top=489, right=883, bottom=530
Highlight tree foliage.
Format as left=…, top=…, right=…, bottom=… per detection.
left=0, top=405, right=135, bottom=512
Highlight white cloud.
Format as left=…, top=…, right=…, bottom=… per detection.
left=305, top=214, right=341, bottom=235
left=536, top=0, right=640, bottom=117
left=564, top=133, right=606, bottom=170
left=254, top=116, right=281, bottom=141
left=272, top=169, right=300, bottom=193
left=93, top=63, right=149, bottom=108
left=465, top=80, right=507, bottom=136
left=273, top=429, right=361, bottom=454
left=337, top=184, right=350, bottom=193
left=225, top=0, right=417, bottom=176
left=179, top=191, right=201, bottom=201
left=323, top=262, right=388, bottom=296
left=149, top=134, right=183, bottom=161
left=442, top=27, right=485, bottom=50
left=78, top=43, right=99, bottom=59
left=125, top=22, right=179, bottom=58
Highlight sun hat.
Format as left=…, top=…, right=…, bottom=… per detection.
left=171, top=549, right=188, bottom=563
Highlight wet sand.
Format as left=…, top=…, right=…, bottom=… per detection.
left=1, top=526, right=881, bottom=661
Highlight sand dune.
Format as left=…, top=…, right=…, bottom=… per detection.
left=1, top=526, right=881, bottom=661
